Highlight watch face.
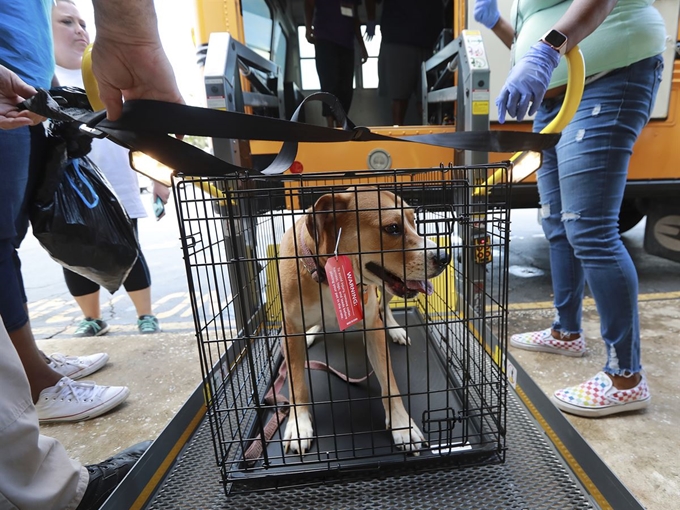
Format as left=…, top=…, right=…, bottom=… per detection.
left=544, top=30, right=567, bottom=49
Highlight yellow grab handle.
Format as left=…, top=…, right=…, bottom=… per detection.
left=534, top=46, right=585, bottom=136
left=183, top=177, right=231, bottom=206
left=81, top=44, right=105, bottom=111
left=475, top=46, right=586, bottom=194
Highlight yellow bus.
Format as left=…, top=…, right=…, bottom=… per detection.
left=190, top=0, right=680, bottom=262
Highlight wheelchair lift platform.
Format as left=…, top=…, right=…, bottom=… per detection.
left=100, top=346, right=643, bottom=510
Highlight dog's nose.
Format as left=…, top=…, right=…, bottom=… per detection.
left=434, top=249, right=451, bottom=269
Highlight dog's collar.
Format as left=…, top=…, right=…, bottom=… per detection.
left=298, top=226, right=327, bottom=284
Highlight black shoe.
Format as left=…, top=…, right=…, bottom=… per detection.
left=75, top=440, right=152, bottom=510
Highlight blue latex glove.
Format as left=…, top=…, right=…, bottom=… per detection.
left=474, top=0, right=500, bottom=30
left=496, top=42, right=561, bottom=123
left=365, top=20, right=376, bottom=41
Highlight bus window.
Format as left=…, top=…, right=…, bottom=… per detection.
left=272, top=22, right=287, bottom=75
left=298, top=27, right=320, bottom=90
left=242, top=0, right=273, bottom=59
left=361, top=25, right=381, bottom=89
left=297, top=25, right=380, bottom=91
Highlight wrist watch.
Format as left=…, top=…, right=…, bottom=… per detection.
left=540, top=29, right=568, bottom=56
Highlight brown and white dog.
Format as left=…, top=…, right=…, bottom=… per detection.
left=278, top=187, right=450, bottom=455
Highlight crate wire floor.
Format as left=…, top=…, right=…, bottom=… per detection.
left=233, top=308, right=501, bottom=481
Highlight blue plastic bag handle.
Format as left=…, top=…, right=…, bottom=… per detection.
left=65, top=159, right=99, bottom=208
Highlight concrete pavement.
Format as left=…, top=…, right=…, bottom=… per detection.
left=32, top=295, right=680, bottom=510
left=19, top=198, right=680, bottom=509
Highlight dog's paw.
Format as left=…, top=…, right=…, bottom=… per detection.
left=305, top=325, right=322, bottom=348
left=283, top=410, right=314, bottom=455
left=389, top=417, right=426, bottom=455
left=388, top=326, right=410, bottom=345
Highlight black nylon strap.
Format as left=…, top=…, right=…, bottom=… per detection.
left=94, top=127, right=244, bottom=177
left=26, top=88, right=560, bottom=177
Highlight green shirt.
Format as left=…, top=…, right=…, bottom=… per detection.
left=511, top=0, right=666, bottom=88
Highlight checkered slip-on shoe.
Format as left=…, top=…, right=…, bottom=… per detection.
left=510, top=328, right=586, bottom=357
left=551, top=372, right=651, bottom=418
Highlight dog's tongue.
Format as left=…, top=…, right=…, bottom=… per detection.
left=406, top=280, right=434, bottom=295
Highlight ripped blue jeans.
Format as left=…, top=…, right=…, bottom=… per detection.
left=533, top=54, right=664, bottom=376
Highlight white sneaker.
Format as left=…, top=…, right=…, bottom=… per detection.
left=35, top=377, right=130, bottom=423
left=47, top=352, right=109, bottom=380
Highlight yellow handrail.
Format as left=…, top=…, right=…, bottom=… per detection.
left=538, top=46, right=586, bottom=136
left=474, top=46, right=585, bottom=195
left=81, top=44, right=105, bottom=111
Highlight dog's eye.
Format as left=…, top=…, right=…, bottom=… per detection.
left=383, top=223, right=402, bottom=235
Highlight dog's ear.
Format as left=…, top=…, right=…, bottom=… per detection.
left=306, top=193, right=350, bottom=249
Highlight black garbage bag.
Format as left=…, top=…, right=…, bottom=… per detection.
left=23, top=86, right=138, bottom=293
left=31, top=155, right=139, bottom=294
left=21, top=86, right=94, bottom=122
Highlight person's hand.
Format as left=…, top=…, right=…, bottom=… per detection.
left=305, top=26, right=316, bottom=44
left=0, top=65, right=45, bottom=129
left=474, top=0, right=501, bottom=30
left=360, top=44, right=369, bottom=64
left=91, top=36, right=184, bottom=121
left=365, top=20, right=377, bottom=41
left=496, top=42, right=561, bottom=123
left=152, top=180, right=170, bottom=204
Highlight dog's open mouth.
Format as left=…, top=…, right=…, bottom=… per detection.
left=365, top=262, right=434, bottom=299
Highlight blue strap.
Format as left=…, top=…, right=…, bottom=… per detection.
left=65, top=159, right=99, bottom=208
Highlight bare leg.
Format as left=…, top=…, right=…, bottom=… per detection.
left=74, top=291, right=101, bottom=318
left=127, top=287, right=153, bottom=317
left=9, top=321, right=60, bottom=402
left=608, top=372, right=642, bottom=390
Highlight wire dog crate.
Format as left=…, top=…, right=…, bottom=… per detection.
left=174, top=164, right=511, bottom=494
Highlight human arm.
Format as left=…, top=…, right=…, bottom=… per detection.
left=365, top=0, right=377, bottom=41
left=491, top=18, right=515, bottom=49
left=549, top=0, right=617, bottom=54
left=304, top=0, right=316, bottom=44
left=355, top=16, right=369, bottom=63
left=90, top=0, right=183, bottom=121
left=473, top=0, right=514, bottom=48
left=496, top=0, right=618, bottom=123
left=0, top=65, right=45, bottom=130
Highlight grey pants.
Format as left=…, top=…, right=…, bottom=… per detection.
left=0, top=320, right=87, bottom=509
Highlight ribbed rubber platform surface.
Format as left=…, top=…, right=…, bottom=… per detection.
left=147, top=387, right=594, bottom=509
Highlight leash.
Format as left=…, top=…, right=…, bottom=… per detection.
left=243, top=355, right=373, bottom=465
left=21, top=89, right=561, bottom=178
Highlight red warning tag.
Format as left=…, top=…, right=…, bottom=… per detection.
left=325, top=255, right=363, bottom=330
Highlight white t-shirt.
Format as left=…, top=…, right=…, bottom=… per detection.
left=54, top=66, right=147, bottom=219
